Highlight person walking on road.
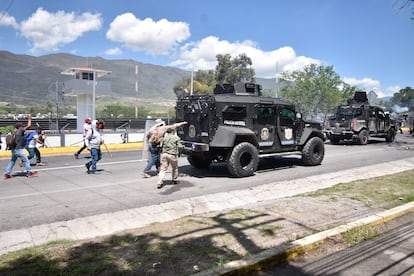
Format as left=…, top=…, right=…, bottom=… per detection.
left=85, top=120, right=103, bottom=174
left=74, top=117, right=92, bottom=159
left=25, top=127, right=45, bottom=166
left=142, top=119, right=187, bottom=178
left=4, top=115, right=38, bottom=179
left=156, top=127, right=183, bottom=189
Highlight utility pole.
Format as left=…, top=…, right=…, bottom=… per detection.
left=55, top=81, right=59, bottom=131
left=135, top=64, right=139, bottom=118
left=190, top=70, right=194, bottom=95
left=275, top=61, right=279, bottom=98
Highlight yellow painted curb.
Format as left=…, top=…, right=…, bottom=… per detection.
left=0, top=142, right=143, bottom=159
left=195, top=201, right=414, bottom=276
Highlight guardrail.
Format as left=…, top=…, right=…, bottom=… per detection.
left=0, top=118, right=171, bottom=132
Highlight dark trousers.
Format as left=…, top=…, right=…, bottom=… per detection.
left=26, top=147, right=41, bottom=163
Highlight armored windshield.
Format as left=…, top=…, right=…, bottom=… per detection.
left=337, top=106, right=362, bottom=117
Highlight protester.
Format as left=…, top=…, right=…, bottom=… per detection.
left=74, top=117, right=92, bottom=159
left=84, top=119, right=103, bottom=174
left=25, top=127, right=45, bottom=166
left=141, top=119, right=187, bottom=178
left=4, top=115, right=38, bottom=179
left=156, top=127, right=183, bottom=189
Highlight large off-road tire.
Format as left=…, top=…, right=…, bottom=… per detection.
left=302, top=137, right=325, bottom=166
left=187, top=155, right=212, bottom=169
left=358, top=129, right=369, bottom=145
left=385, top=129, right=396, bottom=142
left=227, top=142, right=259, bottom=177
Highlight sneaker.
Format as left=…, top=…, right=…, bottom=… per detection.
left=141, top=172, right=151, bottom=178
left=157, top=183, right=163, bottom=189
left=87, top=170, right=96, bottom=174
left=85, top=163, right=91, bottom=172
left=173, top=180, right=179, bottom=185
left=27, top=171, right=38, bottom=178
left=36, top=162, right=45, bottom=166
left=74, top=153, right=79, bottom=159
left=3, top=174, right=13, bottom=179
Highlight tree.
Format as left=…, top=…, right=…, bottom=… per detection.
left=391, top=86, right=414, bottom=111
left=216, top=53, right=255, bottom=85
left=174, top=53, right=256, bottom=97
left=398, top=0, right=414, bottom=20
left=279, top=64, right=356, bottom=117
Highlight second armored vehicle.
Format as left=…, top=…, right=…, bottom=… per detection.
left=175, top=82, right=325, bottom=177
left=324, top=91, right=397, bottom=145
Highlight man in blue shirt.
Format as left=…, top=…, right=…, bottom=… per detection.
left=4, top=115, right=38, bottom=179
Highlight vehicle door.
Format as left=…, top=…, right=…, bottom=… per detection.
left=176, top=96, right=214, bottom=144
left=376, top=108, right=387, bottom=132
left=276, top=106, right=296, bottom=148
left=255, top=104, right=276, bottom=148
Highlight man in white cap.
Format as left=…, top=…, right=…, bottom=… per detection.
left=85, top=120, right=103, bottom=174
left=141, top=118, right=187, bottom=178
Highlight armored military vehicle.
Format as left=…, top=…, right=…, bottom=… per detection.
left=324, top=91, right=397, bottom=145
left=175, top=82, right=325, bottom=177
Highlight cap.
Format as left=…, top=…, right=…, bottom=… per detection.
left=85, top=117, right=92, bottom=123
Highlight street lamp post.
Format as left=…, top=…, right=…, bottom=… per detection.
left=92, top=70, right=96, bottom=120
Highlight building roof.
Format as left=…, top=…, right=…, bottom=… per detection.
left=61, top=67, right=112, bottom=78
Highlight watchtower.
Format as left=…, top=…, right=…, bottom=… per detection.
left=61, top=67, right=112, bottom=132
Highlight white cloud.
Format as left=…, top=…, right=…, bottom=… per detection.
left=106, top=13, right=190, bottom=55
left=19, top=8, right=102, bottom=54
left=105, top=47, right=122, bottom=55
left=170, top=36, right=320, bottom=78
left=342, top=77, right=387, bottom=97
left=386, top=85, right=400, bottom=95
left=0, top=12, right=19, bottom=29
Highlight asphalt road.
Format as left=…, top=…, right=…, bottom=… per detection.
left=1, top=134, right=414, bottom=232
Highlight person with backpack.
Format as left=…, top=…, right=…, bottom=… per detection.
left=4, top=114, right=38, bottom=179
left=84, top=119, right=103, bottom=174
left=25, top=127, right=45, bottom=166
left=141, top=119, right=187, bottom=178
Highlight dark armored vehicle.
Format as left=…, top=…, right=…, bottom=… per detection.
left=324, top=91, right=397, bottom=145
left=175, top=82, right=325, bottom=177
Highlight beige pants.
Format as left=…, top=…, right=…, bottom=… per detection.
left=157, top=152, right=178, bottom=185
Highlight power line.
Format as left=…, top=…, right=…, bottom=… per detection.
left=0, top=0, right=15, bottom=21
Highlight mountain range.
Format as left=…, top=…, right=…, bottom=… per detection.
left=0, top=51, right=277, bottom=107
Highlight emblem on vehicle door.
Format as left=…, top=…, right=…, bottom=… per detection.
left=188, top=125, right=196, bottom=138
left=284, top=128, right=293, bottom=140
left=260, top=128, right=269, bottom=140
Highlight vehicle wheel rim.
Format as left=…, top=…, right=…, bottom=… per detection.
left=240, top=152, right=252, bottom=168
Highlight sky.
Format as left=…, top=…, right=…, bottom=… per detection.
left=0, top=0, right=413, bottom=98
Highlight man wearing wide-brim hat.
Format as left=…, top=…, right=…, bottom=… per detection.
left=141, top=118, right=187, bottom=178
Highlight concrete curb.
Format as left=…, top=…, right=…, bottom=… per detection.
left=195, top=202, right=414, bottom=276
left=0, top=142, right=143, bottom=158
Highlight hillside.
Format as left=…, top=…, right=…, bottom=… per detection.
left=0, top=51, right=276, bottom=107
left=0, top=51, right=191, bottom=106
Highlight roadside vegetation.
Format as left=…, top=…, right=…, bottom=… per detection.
left=0, top=169, right=413, bottom=275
